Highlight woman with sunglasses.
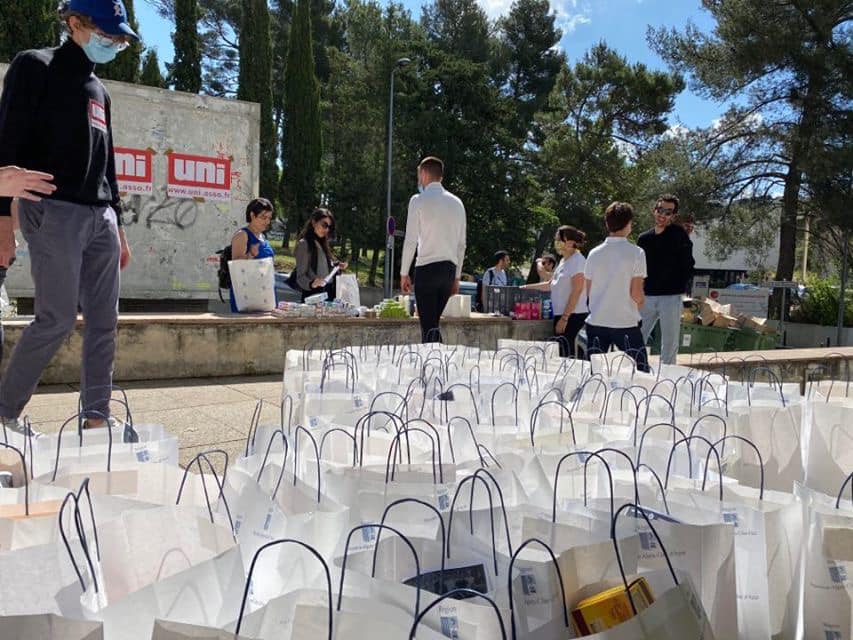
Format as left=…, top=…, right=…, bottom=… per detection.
left=294, top=208, right=347, bottom=302
left=228, top=197, right=276, bottom=312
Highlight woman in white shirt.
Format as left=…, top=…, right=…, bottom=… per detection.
left=523, top=225, right=589, bottom=357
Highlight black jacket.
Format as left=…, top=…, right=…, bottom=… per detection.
left=637, top=224, right=695, bottom=295
left=0, top=40, right=122, bottom=220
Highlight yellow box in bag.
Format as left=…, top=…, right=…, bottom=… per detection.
left=571, top=577, right=655, bottom=636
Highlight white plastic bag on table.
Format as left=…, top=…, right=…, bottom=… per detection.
left=336, top=272, right=360, bottom=306
left=229, top=257, right=276, bottom=312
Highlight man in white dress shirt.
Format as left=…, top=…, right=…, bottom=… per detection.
left=400, top=157, right=467, bottom=343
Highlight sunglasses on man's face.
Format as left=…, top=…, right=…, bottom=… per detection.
left=655, top=207, right=676, bottom=216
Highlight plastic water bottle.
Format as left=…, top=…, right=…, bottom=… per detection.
left=542, top=298, right=553, bottom=320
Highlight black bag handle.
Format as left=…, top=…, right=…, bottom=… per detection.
left=507, top=538, right=569, bottom=640
left=610, top=503, right=679, bottom=616
left=339, top=524, right=422, bottom=617
left=235, top=538, right=333, bottom=639
left=375, top=497, right=446, bottom=587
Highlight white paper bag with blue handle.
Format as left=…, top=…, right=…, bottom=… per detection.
left=229, top=257, right=276, bottom=312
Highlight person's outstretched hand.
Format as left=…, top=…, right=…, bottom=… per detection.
left=0, top=166, right=55, bottom=200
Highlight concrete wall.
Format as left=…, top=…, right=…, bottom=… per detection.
left=782, top=322, right=853, bottom=349
left=0, top=315, right=554, bottom=384
left=0, top=64, right=260, bottom=301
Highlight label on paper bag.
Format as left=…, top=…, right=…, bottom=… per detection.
left=404, top=563, right=488, bottom=597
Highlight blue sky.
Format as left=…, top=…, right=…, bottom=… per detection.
left=135, top=0, right=726, bottom=129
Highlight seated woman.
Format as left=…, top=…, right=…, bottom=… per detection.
left=229, top=197, right=276, bottom=313
left=294, top=208, right=347, bottom=302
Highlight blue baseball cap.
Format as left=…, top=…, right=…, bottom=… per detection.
left=67, top=0, right=140, bottom=41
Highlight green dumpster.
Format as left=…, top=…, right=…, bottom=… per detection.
left=679, top=323, right=734, bottom=354
left=648, top=322, right=735, bottom=354
left=731, top=329, right=778, bottom=352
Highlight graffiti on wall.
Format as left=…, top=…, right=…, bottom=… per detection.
left=120, top=187, right=200, bottom=229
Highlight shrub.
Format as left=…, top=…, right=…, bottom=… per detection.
left=790, top=276, right=853, bottom=327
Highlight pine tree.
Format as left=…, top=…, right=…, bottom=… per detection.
left=280, top=0, right=322, bottom=232
left=170, top=0, right=202, bottom=93
left=238, top=0, right=278, bottom=201
left=97, top=0, right=142, bottom=83
left=649, top=0, right=852, bottom=282
left=140, top=49, right=165, bottom=88
left=499, top=0, right=564, bottom=136
left=0, top=0, right=57, bottom=62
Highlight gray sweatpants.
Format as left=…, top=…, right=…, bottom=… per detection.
left=0, top=199, right=120, bottom=419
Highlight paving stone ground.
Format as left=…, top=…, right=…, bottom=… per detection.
left=24, top=375, right=283, bottom=470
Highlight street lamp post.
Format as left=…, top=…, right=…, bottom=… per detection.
left=384, top=57, right=411, bottom=300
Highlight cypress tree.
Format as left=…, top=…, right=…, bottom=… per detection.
left=280, top=0, right=322, bottom=230
left=170, top=0, right=202, bottom=93
left=97, top=0, right=142, bottom=83
left=238, top=0, right=278, bottom=201
left=140, top=49, right=165, bottom=88
left=0, top=0, right=57, bottom=62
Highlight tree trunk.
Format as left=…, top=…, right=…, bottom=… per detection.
left=776, top=157, right=801, bottom=283
left=368, top=247, right=379, bottom=288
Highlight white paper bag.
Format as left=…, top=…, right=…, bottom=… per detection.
left=0, top=614, right=103, bottom=639
left=229, top=257, right=276, bottom=312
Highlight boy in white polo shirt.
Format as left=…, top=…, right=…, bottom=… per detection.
left=584, top=201, right=649, bottom=371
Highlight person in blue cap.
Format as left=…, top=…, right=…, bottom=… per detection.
left=0, top=0, right=139, bottom=435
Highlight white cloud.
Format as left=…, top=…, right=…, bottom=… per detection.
left=478, top=0, right=514, bottom=20
left=559, top=11, right=592, bottom=33
left=478, top=0, right=592, bottom=34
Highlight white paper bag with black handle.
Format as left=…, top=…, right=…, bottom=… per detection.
left=229, top=257, right=276, bottom=312
left=571, top=503, right=717, bottom=640
left=797, top=478, right=853, bottom=640
left=0, top=614, right=104, bottom=640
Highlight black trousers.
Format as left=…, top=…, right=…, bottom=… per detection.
left=585, top=323, right=650, bottom=372
left=414, top=261, right=456, bottom=343
left=553, top=312, right=588, bottom=358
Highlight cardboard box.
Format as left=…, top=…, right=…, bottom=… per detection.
left=698, top=298, right=723, bottom=326
left=571, top=577, right=655, bottom=636
left=713, top=314, right=741, bottom=329
left=739, top=314, right=776, bottom=334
